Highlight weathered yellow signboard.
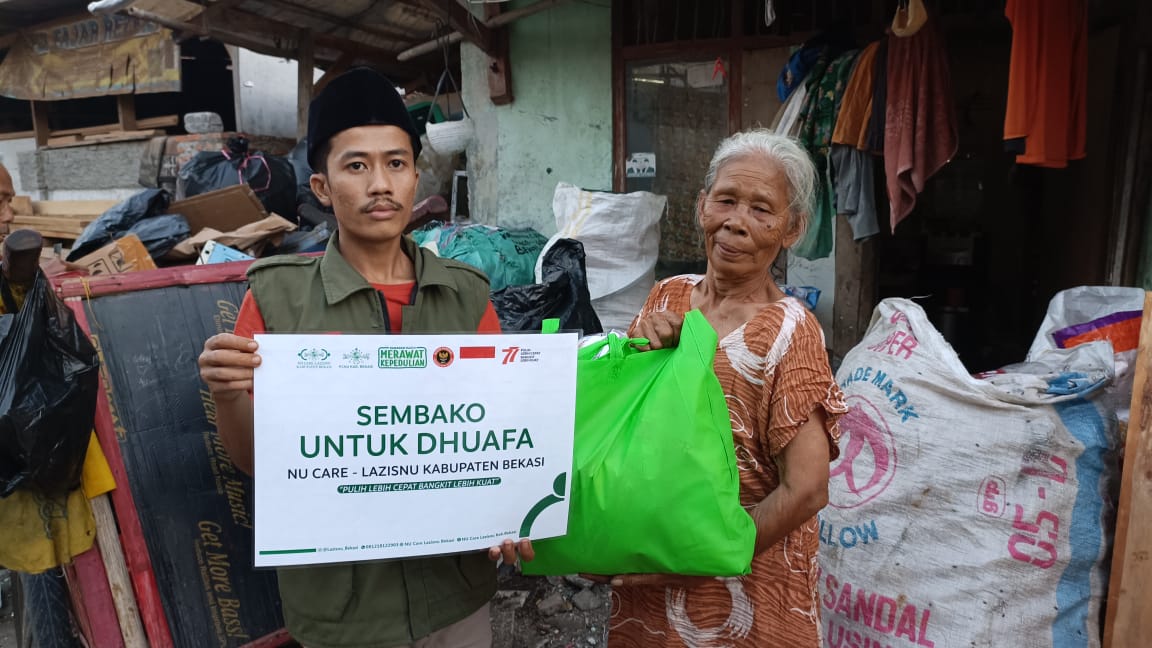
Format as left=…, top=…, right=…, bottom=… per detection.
left=0, top=14, right=180, bottom=100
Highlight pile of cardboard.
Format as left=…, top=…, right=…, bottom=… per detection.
left=23, top=185, right=299, bottom=277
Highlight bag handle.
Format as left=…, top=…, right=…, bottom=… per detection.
left=576, top=332, right=649, bottom=362
left=681, top=310, right=719, bottom=369
left=430, top=68, right=470, bottom=121
left=220, top=146, right=271, bottom=193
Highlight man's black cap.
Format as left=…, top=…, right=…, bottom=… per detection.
left=307, top=67, right=422, bottom=169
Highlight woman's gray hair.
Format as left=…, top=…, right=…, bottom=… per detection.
left=702, top=129, right=816, bottom=242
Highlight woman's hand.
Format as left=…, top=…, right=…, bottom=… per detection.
left=579, top=573, right=717, bottom=588
left=631, top=311, right=684, bottom=350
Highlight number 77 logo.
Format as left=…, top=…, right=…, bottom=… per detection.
left=502, top=347, right=520, bottom=364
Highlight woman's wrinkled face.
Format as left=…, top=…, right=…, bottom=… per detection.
left=698, top=154, right=801, bottom=277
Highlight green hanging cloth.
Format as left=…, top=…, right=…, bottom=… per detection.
left=793, top=49, right=861, bottom=260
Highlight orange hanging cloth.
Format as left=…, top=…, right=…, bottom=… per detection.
left=1003, top=0, right=1087, bottom=168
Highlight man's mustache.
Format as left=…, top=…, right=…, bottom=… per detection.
left=362, top=200, right=403, bottom=213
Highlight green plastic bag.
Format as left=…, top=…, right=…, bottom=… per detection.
left=523, top=310, right=757, bottom=577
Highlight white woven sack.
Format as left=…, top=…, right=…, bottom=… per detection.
left=821, top=298, right=1120, bottom=648
left=536, top=182, right=665, bottom=332
left=1025, top=286, right=1144, bottom=422
left=590, top=272, right=655, bottom=333
left=539, top=182, right=664, bottom=297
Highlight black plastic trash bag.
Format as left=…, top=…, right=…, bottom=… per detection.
left=287, top=138, right=330, bottom=220
left=67, top=188, right=170, bottom=261
left=178, top=136, right=297, bottom=222
left=0, top=271, right=99, bottom=498
left=491, top=238, right=603, bottom=335
left=129, top=212, right=191, bottom=260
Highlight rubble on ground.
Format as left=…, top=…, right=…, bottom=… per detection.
left=493, top=570, right=610, bottom=647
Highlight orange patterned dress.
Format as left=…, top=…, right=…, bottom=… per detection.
left=610, top=275, right=847, bottom=648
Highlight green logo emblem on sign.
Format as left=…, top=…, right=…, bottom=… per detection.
left=344, top=348, right=371, bottom=364
left=378, top=347, right=427, bottom=368
left=298, top=348, right=330, bottom=362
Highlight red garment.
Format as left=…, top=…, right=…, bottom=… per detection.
left=1003, top=0, right=1087, bottom=168
left=233, top=284, right=502, bottom=338
left=884, top=21, right=959, bottom=231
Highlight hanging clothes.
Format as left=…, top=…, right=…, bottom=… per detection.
left=831, top=41, right=883, bottom=241
left=831, top=146, right=880, bottom=241
left=771, top=83, right=810, bottom=137
left=776, top=35, right=834, bottom=103
left=1003, top=0, right=1087, bottom=167
left=865, top=39, right=890, bottom=154
left=793, top=49, right=860, bottom=260
left=884, top=19, right=958, bottom=232
left=832, top=41, right=882, bottom=151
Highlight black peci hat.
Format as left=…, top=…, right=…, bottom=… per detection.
left=306, top=67, right=423, bottom=170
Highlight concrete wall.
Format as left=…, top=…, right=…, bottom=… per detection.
left=233, top=48, right=321, bottom=139
left=461, top=0, right=612, bottom=234
left=0, top=138, right=39, bottom=198
left=15, top=141, right=149, bottom=201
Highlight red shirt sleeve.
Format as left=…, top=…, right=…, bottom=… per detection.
left=233, top=290, right=266, bottom=339
left=477, top=301, right=502, bottom=333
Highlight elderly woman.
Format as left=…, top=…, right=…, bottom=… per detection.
left=608, top=129, right=847, bottom=647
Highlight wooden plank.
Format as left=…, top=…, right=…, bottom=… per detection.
left=31, top=100, right=50, bottom=147
left=314, top=52, right=355, bottom=95
left=297, top=29, right=314, bottom=141
left=58, top=262, right=253, bottom=298
left=1104, top=290, right=1152, bottom=646
left=611, top=0, right=625, bottom=191
left=57, top=116, right=178, bottom=138
left=11, top=195, right=32, bottom=215
left=117, top=95, right=138, bottom=131
left=485, top=3, right=513, bottom=105
left=66, top=547, right=127, bottom=648
left=46, top=130, right=164, bottom=149
left=0, top=129, right=34, bottom=141
left=741, top=47, right=789, bottom=129
left=93, top=495, right=149, bottom=648
left=11, top=216, right=93, bottom=233
left=832, top=212, right=877, bottom=359
left=0, top=116, right=175, bottom=144
left=10, top=228, right=83, bottom=240
left=422, top=0, right=494, bottom=55
left=34, top=200, right=118, bottom=216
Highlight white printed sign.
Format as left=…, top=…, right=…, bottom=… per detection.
left=252, top=332, right=578, bottom=567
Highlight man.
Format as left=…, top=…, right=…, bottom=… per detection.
left=0, top=162, right=25, bottom=314
left=198, top=68, right=530, bottom=648
left=0, top=163, right=15, bottom=241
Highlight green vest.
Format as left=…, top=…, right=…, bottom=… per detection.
left=248, top=232, right=496, bottom=647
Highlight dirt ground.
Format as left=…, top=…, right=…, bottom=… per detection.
left=492, top=570, right=611, bottom=647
